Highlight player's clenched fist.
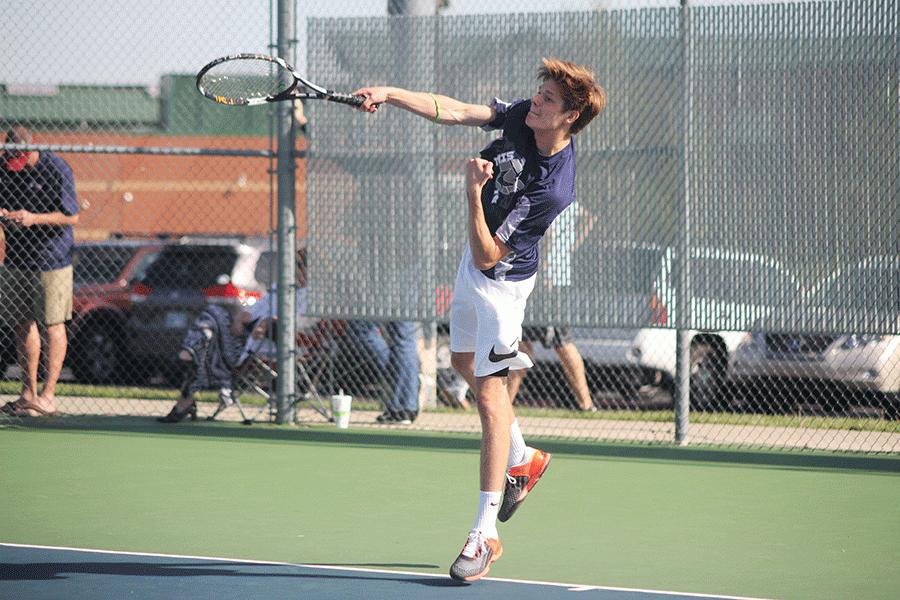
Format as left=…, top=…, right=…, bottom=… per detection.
left=465, top=157, right=493, bottom=190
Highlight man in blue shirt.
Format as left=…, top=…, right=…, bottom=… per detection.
left=355, top=58, right=606, bottom=581
left=0, top=126, right=79, bottom=417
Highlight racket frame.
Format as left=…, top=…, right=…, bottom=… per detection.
left=196, top=53, right=363, bottom=107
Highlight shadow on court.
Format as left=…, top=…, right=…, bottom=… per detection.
left=10, top=416, right=900, bottom=474
left=1, top=544, right=773, bottom=600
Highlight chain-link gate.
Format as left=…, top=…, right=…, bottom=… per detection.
left=1, top=0, right=898, bottom=453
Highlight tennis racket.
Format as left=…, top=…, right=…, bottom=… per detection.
left=196, top=53, right=365, bottom=107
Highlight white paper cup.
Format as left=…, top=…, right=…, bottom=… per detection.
left=331, top=394, right=351, bottom=429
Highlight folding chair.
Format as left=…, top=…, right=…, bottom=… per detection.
left=277, top=319, right=396, bottom=423
left=200, top=310, right=286, bottom=424
left=289, top=319, right=349, bottom=420
left=207, top=350, right=276, bottom=424
left=210, top=318, right=350, bottom=424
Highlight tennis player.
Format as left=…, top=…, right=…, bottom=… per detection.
left=354, top=58, right=606, bottom=581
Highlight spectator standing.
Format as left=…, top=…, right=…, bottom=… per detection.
left=0, top=126, right=79, bottom=417
left=508, top=201, right=598, bottom=411
left=348, top=320, right=420, bottom=424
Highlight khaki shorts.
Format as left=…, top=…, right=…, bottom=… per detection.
left=0, top=265, right=73, bottom=327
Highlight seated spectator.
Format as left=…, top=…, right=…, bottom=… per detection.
left=157, top=248, right=311, bottom=423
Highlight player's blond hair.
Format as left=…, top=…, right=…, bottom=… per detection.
left=538, top=58, right=607, bottom=135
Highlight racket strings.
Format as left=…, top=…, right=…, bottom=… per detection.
left=199, top=58, right=293, bottom=102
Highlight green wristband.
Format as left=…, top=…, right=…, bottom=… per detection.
left=430, top=93, right=441, bottom=123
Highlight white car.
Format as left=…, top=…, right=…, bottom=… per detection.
left=627, top=247, right=802, bottom=408
left=526, top=242, right=670, bottom=404
left=528, top=327, right=638, bottom=372
left=729, top=256, right=900, bottom=415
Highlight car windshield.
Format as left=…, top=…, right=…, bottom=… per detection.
left=139, top=246, right=238, bottom=289
left=72, top=245, right=140, bottom=285
left=594, top=246, right=665, bottom=294
left=689, top=256, right=795, bottom=306
left=812, top=265, right=900, bottom=314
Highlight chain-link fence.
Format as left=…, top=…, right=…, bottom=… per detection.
left=1, top=0, right=898, bottom=454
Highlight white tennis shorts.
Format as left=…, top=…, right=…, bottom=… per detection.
left=449, top=245, right=535, bottom=378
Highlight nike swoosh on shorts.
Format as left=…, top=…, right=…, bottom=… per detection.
left=488, top=346, right=518, bottom=363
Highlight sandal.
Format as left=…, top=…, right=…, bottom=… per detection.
left=1, top=398, right=30, bottom=414
left=11, top=401, right=59, bottom=417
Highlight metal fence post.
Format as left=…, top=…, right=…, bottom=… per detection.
left=275, top=0, right=297, bottom=424
left=674, top=0, right=694, bottom=445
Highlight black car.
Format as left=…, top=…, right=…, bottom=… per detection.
left=126, top=237, right=278, bottom=384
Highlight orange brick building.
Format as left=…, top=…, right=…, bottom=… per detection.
left=30, top=132, right=307, bottom=242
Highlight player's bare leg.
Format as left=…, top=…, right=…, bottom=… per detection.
left=449, top=352, right=510, bottom=581
left=475, top=374, right=513, bottom=494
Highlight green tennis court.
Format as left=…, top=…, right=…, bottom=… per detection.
left=2, top=421, right=898, bottom=600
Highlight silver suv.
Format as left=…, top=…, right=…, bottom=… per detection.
left=729, top=255, right=900, bottom=416
left=126, top=236, right=278, bottom=383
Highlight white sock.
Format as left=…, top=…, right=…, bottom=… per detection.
left=472, top=490, right=501, bottom=539
left=508, top=420, right=528, bottom=470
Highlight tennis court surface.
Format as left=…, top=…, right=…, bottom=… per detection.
left=2, top=423, right=898, bottom=600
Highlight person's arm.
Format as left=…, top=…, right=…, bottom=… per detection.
left=465, top=158, right=510, bottom=270
left=352, top=86, right=495, bottom=127
left=251, top=317, right=274, bottom=340
left=0, top=210, right=78, bottom=228
left=230, top=310, right=253, bottom=337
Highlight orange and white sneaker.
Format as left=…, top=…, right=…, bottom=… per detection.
left=449, top=531, right=503, bottom=582
left=498, top=448, right=552, bottom=522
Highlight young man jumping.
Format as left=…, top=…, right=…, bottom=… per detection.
left=354, top=59, right=606, bottom=581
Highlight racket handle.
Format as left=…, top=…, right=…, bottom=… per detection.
left=329, top=93, right=366, bottom=107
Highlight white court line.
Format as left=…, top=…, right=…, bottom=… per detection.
left=1, top=543, right=781, bottom=600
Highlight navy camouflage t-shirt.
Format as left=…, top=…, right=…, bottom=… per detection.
left=477, top=98, right=577, bottom=282
left=0, top=152, right=78, bottom=271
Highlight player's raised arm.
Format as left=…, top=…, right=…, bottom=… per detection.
left=352, top=86, right=495, bottom=127
left=465, top=158, right=509, bottom=271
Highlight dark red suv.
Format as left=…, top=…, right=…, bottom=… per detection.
left=66, top=238, right=168, bottom=383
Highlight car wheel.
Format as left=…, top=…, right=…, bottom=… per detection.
left=881, top=391, right=899, bottom=421
left=71, top=319, right=123, bottom=384
left=689, top=338, right=727, bottom=410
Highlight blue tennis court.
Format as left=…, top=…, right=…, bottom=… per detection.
left=1, top=544, right=779, bottom=600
